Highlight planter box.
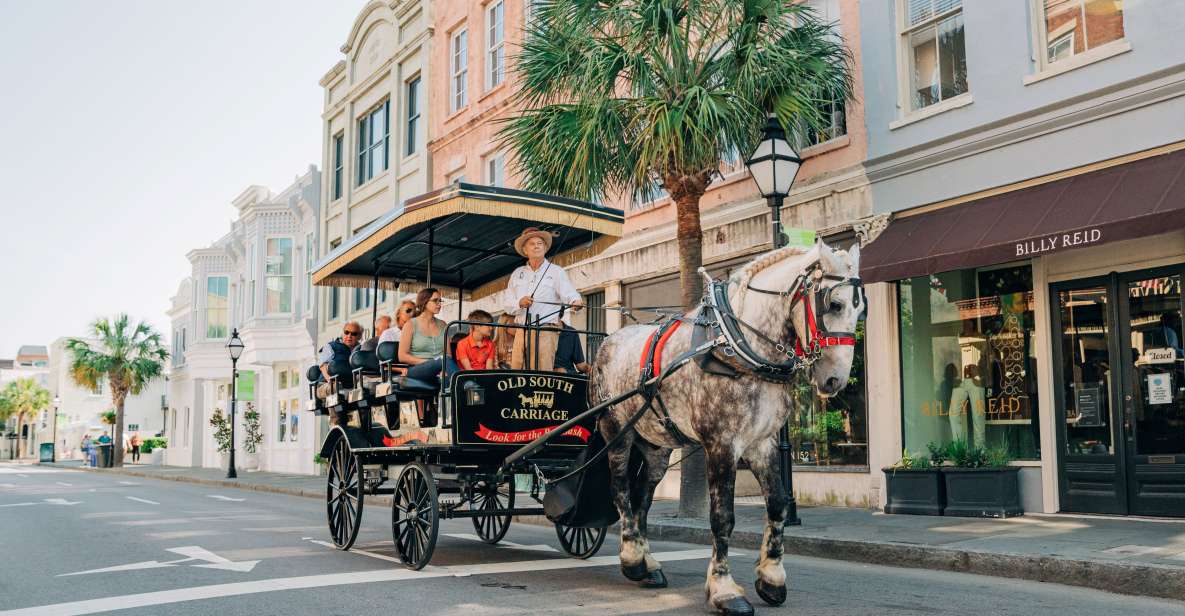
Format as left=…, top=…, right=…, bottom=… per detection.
left=882, top=468, right=945, bottom=515
left=941, top=467, right=1023, bottom=518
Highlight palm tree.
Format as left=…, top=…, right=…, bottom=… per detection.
left=66, top=314, right=168, bottom=467
left=501, top=0, right=851, bottom=517
left=502, top=0, right=851, bottom=308
left=0, top=378, right=51, bottom=458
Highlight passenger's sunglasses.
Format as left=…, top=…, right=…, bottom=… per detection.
left=428, top=298, right=443, bottom=304
left=343, top=330, right=362, bottom=336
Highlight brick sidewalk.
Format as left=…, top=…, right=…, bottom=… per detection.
left=41, top=460, right=1185, bottom=601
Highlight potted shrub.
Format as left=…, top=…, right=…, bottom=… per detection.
left=241, top=403, right=263, bottom=471
left=882, top=442, right=946, bottom=516
left=941, top=440, right=1023, bottom=518
left=209, top=407, right=232, bottom=468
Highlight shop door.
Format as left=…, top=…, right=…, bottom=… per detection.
left=1052, top=267, right=1185, bottom=516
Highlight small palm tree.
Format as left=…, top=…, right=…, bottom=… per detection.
left=0, top=378, right=51, bottom=458
left=502, top=0, right=851, bottom=308
left=66, top=314, right=168, bottom=467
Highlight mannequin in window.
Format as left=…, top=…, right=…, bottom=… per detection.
left=949, top=319, right=987, bottom=447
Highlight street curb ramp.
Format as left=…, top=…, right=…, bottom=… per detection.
left=50, top=463, right=1185, bottom=602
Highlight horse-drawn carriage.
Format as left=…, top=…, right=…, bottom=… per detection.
left=306, top=184, right=622, bottom=569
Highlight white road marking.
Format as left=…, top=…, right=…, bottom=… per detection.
left=0, top=467, right=65, bottom=474
left=117, top=481, right=139, bottom=486
left=58, top=545, right=260, bottom=577
left=11, top=548, right=715, bottom=615
left=0, top=483, right=17, bottom=488
left=118, top=518, right=193, bottom=526
left=445, top=533, right=558, bottom=553
left=56, top=482, right=73, bottom=487
left=146, top=530, right=224, bottom=540
left=307, top=539, right=410, bottom=565
left=44, top=498, right=81, bottom=506
left=0, top=502, right=36, bottom=508
left=242, top=525, right=324, bottom=533
left=206, top=495, right=245, bottom=502
left=81, top=511, right=154, bottom=519
left=126, top=496, right=160, bottom=505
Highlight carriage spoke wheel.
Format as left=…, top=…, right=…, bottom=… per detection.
left=470, top=479, right=514, bottom=544
left=325, top=438, right=363, bottom=550
left=392, top=462, right=439, bottom=570
left=555, top=524, right=606, bottom=559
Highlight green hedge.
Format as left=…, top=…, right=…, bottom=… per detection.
left=139, top=437, right=168, bottom=453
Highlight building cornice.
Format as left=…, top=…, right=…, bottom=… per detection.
left=320, top=61, right=347, bottom=88
left=340, top=0, right=388, bottom=54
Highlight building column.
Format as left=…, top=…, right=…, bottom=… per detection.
left=864, top=281, right=902, bottom=509
left=604, top=282, right=624, bottom=334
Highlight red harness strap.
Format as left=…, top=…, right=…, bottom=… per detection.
left=639, top=320, right=683, bottom=375
left=791, top=288, right=856, bottom=357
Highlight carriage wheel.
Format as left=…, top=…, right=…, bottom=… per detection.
left=555, top=524, right=606, bottom=559
left=325, top=438, right=363, bottom=550
left=392, top=462, right=439, bottom=570
left=470, top=479, right=515, bottom=544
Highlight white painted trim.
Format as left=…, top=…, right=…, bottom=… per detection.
left=1031, top=256, right=1060, bottom=513
left=888, top=93, right=974, bottom=131
left=1024, top=40, right=1132, bottom=86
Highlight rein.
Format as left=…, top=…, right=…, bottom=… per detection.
left=743, top=265, right=864, bottom=360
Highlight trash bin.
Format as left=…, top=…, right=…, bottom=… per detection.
left=39, top=443, right=54, bottom=463
left=97, top=444, right=114, bottom=468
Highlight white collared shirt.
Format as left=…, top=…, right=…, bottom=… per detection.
left=504, top=258, right=581, bottom=325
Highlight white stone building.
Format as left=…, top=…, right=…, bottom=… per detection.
left=166, top=167, right=321, bottom=475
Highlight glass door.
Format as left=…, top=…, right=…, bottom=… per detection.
left=1118, top=270, right=1185, bottom=517
left=1052, top=278, right=1127, bottom=514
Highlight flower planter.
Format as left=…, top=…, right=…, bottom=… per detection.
left=941, top=467, right=1023, bottom=518
left=882, top=468, right=945, bottom=515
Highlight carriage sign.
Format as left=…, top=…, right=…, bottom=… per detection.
left=454, top=372, right=593, bottom=447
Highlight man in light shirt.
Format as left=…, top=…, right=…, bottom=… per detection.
left=504, top=227, right=583, bottom=370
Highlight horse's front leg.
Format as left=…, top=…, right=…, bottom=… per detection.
left=605, top=422, right=649, bottom=583
left=703, top=444, right=753, bottom=616
left=628, top=442, right=673, bottom=588
left=747, top=438, right=789, bottom=607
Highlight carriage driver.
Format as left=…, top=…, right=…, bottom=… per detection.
left=504, top=227, right=583, bottom=371
left=316, top=321, right=362, bottom=398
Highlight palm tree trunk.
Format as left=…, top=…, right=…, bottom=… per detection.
left=672, top=178, right=710, bottom=519
left=15, top=415, right=26, bottom=458
left=113, top=391, right=127, bottom=467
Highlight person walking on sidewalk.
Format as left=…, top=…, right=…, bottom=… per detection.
left=80, top=435, right=93, bottom=467
left=129, top=433, right=142, bottom=463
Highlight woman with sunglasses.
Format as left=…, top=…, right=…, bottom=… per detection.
left=378, top=298, right=417, bottom=344
left=398, top=288, right=457, bottom=382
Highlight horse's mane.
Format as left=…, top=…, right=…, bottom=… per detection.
left=729, top=243, right=813, bottom=314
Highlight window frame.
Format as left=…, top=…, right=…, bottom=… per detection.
left=485, top=151, right=506, bottom=187
left=486, top=1, right=505, bottom=90
left=332, top=132, right=344, bottom=201
left=405, top=75, right=421, bottom=157
left=264, top=236, right=294, bottom=315
left=327, top=240, right=341, bottom=321
left=1030, top=0, right=1129, bottom=76
left=896, top=0, right=969, bottom=115
left=356, top=100, right=390, bottom=186
left=206, top=275, right=229, bottom=339
left=451, top=28, right=469, bottom=113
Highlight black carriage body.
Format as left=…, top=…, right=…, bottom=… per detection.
left=451, top=371, right=593, bottom=449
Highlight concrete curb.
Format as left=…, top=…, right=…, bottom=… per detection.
left=48, top=463, right=1185, bottom=601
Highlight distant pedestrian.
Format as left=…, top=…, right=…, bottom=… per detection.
left=97, top=432, right=111, bottom=445
left=80, top=435, right=94, bottom=467
left=129, top=433, right=142, bottom=463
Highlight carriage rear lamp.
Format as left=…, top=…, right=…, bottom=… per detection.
left=465, top=384, right=485, bottom=406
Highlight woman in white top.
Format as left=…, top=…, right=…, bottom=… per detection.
left=379, top=298, right=416, bottom=344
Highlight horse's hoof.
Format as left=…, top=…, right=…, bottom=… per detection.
left=755, top=578, right=787, bottom=606
left=714, top=596, right=755, bottom=616
left=638, top=569, right=668, bottom=589
left=621, top=561, right=649, bottom=581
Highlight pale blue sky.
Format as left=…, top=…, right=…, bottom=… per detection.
left=0, top=0, right=366, bottom=358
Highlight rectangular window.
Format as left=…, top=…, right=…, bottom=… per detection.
left=1040, top=0, right=1125, bottom=66
left=356, top=101, right=390, bottom=185
left=265, top=238, right=293, bottom=314
left=485, top=152, right=505, bottom=187
left=486, top=1, right=505, bottom=89
left=206, top=276, right=229, bottom=339
left=305, top=233, right=315, bottom=310
left=901, top=0, right=967, bottom=112
left=332, top=133, right=344, bottom=201
left=354, top=287, right=374, bottom=311
left=405, top=76, right=421, bottom=156
left=898, top=264, right=1040, bottom=460
left=328, top=240, right=341, bottom=320
left=584, top=291, right=606, bottom=360
left=247, top=243, right=256, bottom=317
left=451, top=29, right=469, bottom=112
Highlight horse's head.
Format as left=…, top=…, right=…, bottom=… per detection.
left=806, top=242, right=863, bottom=397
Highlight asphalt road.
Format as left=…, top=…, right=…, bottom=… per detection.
left=1, top=463, right=1183, bottom=616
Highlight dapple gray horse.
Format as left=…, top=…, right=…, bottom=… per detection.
left=591, top=241, right=862, bottom=615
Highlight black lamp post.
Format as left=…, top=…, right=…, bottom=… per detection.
left=51, top=396, right=60, bottom=462
left=226, top=329, right=244, bottom=479
left=746, top=113, right=804, bottom=526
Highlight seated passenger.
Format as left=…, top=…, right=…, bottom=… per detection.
left=398, top=288, right=457, bottom=382
left=379, top=298, right=416, bottom=344
left=316, top=321, right=361, bottom=398
left=554, top=322, right=591, bottom=374
left=456, top=310, right=497, bottom=371
left=493, top=313, right=516, bottom=369
left=360, top=315, right=392, bottom=352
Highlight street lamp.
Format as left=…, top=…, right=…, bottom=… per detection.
left=51, top=396, right=61, bottom=462
left=746, top=113, right=803, bottom=526
left=226, top=329, right=244, bottom=479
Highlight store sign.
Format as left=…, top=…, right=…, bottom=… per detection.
left=781, top=227, right=816, bottom=248
left=1073, top=386, right=1103, bottom=427
left=1014, top=228, right=1102, bottom=257
left=236, top=370, right=256, bottom=402
left=1147, top=373, right=1173, bottom=405
left=1141, top=348, right=1177, bottom=365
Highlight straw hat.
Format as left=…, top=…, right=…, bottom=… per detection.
left=513, top=227, right=554, bottom=257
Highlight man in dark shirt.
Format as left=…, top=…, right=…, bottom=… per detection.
left=553, top=323, right=590, bottom=374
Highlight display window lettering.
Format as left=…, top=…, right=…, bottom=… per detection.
left=898, top=265, right=1040, bottom=460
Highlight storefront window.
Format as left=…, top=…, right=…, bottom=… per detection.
left=789, top=322, right=868, bottom=466
left=898, top=264, right=1040, bottom=460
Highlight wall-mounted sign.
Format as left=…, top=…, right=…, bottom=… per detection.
left=1015, top=228, right=1102, bottom=257
left=1140, top=348, right=1177, bottom=365
left=1074, top=385, right=1103, bottom=427
left=236, top=370, right=256, bottom=402
left=1147, top=373, right=1173, bottom=405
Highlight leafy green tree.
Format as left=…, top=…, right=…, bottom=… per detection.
left=0, top=378, right=51, bottom=457
left=502, top=0, right=851, bottom=517
left=66, top=314, right=168, bottom=467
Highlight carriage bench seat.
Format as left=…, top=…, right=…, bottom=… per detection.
left=378, top=376, right=437, bottom=402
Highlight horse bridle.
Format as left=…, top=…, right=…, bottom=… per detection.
left=746, top=262, right=865, bottom=360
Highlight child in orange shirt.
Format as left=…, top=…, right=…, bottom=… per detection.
left=456, top=310, right=496, bottom=371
